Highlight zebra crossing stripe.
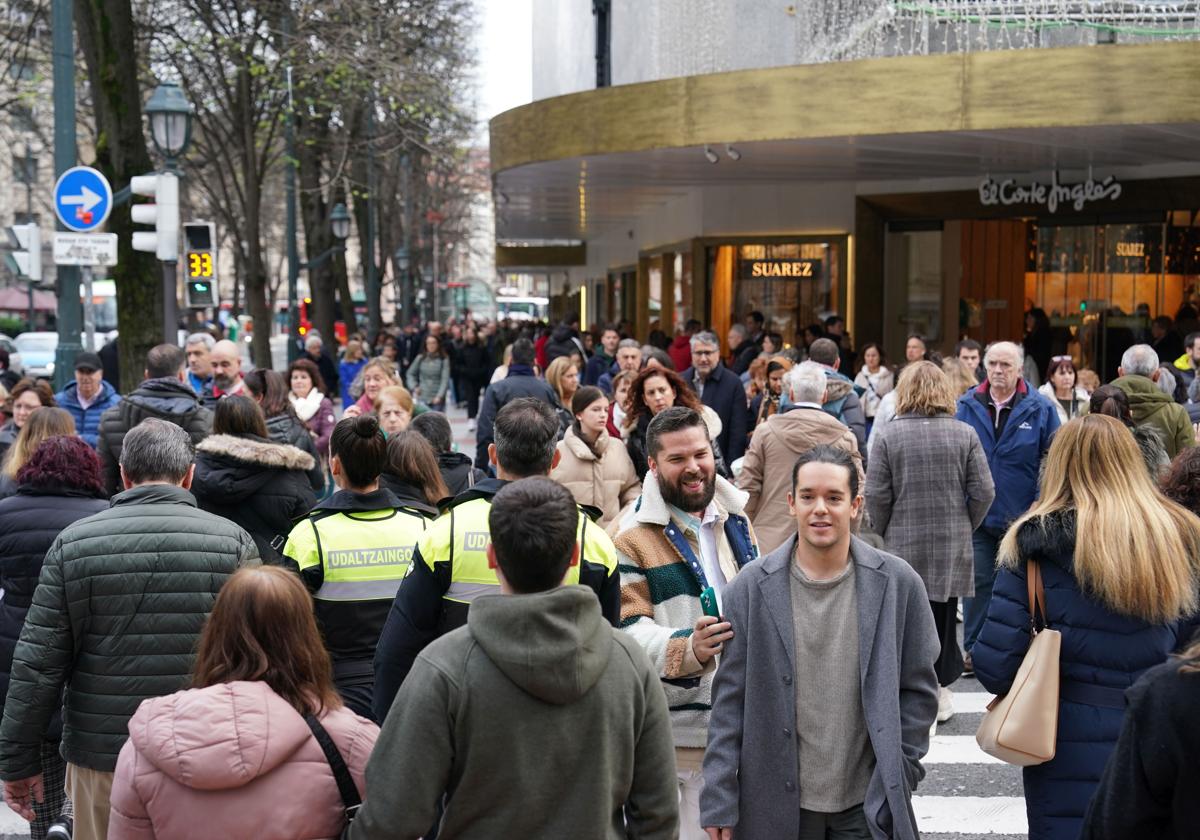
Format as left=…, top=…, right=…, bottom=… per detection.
left=948, top=691, right=993, bottom=715
left=925, top=735, right=1003, bottom=764
left=913, top=795, right=1027, bottom=835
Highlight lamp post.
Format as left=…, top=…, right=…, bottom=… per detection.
left=143, top=82, right=193, bottom=344
left=289, top=202, right=352, bottom=361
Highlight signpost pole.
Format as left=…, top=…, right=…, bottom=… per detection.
left=51, top=0, right=80, bottom=391
left=81, top=264, right=94, bottom=351
left=162, top=260, right=177, bottom=345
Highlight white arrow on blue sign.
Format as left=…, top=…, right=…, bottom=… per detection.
left=53, top=166, right=113, bottom=233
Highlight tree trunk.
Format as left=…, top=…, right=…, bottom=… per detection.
left=75, top=0, right=158, bottom=393
left=236, top=63, right=271, bottom=368
left=296, top=110, right=337, bottom=348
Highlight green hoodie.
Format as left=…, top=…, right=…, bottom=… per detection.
left=1111, top=374, right=1194, bottom=459
left=351, top=586, right=678, bottom=840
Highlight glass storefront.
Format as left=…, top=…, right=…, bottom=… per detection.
left=707, top=238, right=846, bottom=349
left=1026, top=213, right=1200, bottom=379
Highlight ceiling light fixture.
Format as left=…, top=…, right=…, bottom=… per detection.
left=725, top=144, right=741, bottom=161
left=703, top=145, right=719, bottom=164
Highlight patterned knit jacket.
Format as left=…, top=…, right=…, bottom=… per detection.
left=614, top=472, right=758, bottom=748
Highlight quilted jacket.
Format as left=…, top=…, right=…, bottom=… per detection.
left=0, top=484, right=259, bottom=777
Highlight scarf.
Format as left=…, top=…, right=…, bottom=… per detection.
left=507, top=364, right=536, bottom=378
left=289, top=388, right=324, bottom=422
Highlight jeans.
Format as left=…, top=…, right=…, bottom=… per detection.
left=797, top=804, right=873, bottom=840
left=963, top=527, right=1002, bottom=653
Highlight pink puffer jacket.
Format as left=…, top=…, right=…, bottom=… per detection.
left=108, top=681, right=378, bottom=840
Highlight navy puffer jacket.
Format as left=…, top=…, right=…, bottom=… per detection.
left=0, top=484, right=108, bottom=741
left=973, top=510, right=1200, bottom=840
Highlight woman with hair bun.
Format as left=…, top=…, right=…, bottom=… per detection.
left=282, top=414, right=433, bottom=721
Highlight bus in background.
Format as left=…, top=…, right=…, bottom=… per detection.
left=495, top=292, right=548, bottom=322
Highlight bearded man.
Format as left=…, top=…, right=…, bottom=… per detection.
left=613, top=406, right=759, bottom=840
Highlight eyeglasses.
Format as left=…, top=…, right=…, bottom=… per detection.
left=1051, top=355, right=1072, bottom=362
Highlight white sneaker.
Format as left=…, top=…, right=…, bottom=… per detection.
left=467, top=419, right=476, bottom=431
left=937, top=686, right=955, bottom=723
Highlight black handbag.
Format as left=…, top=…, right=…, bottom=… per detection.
left=303, top=712, right=362, bottom=824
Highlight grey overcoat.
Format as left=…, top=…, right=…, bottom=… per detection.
left=700, top=536, right=939, bottom=840
left=864, top=413, right=995, bottom=602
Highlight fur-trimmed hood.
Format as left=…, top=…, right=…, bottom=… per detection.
left=196, top=434, right=315, bottom=471
left=633, top=467, right=748, bottom=528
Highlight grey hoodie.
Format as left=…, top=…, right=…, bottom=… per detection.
left=351, top=586, right=678, bottom=840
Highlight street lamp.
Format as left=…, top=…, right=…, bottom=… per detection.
left=288, top=201, right=354, bottom=361
left=144, top=82, right=194, bottom=165
left=330, top=202, right=351, bottom=241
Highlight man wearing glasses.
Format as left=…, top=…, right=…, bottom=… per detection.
left=682, top=332, right=750, bottom=463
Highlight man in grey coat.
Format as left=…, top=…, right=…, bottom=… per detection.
left=701, top=445, right=938, bottom=840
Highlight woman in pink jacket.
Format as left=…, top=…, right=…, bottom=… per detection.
left=107, top=566, right=379, bottom=840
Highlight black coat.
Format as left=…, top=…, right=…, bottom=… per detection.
left=474, top=371, right=560, bottom=469
left=192, top=434, right=317, bottom=565
left=680, top=363, right=750, bottom=462
left=1081, top=657, right=1200, bottom=840
left=265, top=411, right=325, bottom=491
left=378, top=474, right=442, bottom=515
left=306, top=349, right=340, bottom=400
left=456, top=341, right=493, bottom=385
left=96, top=377, right=213, bottom=496
left=544, top=324, right=583, bottom=364
left=437, top=451, right=486, bottom=496
left=0, top=484, right=108, bottom=741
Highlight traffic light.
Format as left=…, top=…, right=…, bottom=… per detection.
left=183, top=222, right=217, bottom=308
left=3, top=222, right=42, bottom=281
left=130, top=172, right=179, bottom=261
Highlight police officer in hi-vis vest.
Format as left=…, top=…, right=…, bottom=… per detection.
left=372, top=398, right=621, bottom=722
left=283, top=414, right=438, bottom=721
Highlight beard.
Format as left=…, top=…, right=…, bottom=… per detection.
left=659, top=468, right=716, bottom=513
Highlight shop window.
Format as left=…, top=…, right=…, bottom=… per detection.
left=725, top=241, right=842, bottom=349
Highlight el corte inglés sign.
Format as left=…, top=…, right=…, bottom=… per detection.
left=978, top=171, right=1122, bottom=214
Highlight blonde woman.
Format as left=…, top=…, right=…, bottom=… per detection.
left=974, top=414, right=1200, bottom=840
left=343, top=358, right=399, bottom=419
left=0, top=407, right=76, bottom=500
left=941, top=357, right=980, bottom=398
left=374, top=386, right=414, bottom=436
left=545, top=356, right=579, bottom=434
left=865, top=361, right=994, bottom=724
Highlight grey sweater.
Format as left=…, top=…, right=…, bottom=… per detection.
left=790, top=561, right=876, bottom=812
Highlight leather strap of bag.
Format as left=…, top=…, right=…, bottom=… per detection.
left=1027, top=559, right=1049, bottom=631
left=303, top=712, right=362, bottom=820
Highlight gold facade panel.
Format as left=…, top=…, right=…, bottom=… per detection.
left=491, top=43, right=1200, bottom=174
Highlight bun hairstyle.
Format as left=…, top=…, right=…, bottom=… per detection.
left=330, top=414, right=387, bottom=489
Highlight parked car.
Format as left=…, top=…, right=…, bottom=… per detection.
left=14, top=332, right=58, bottom=380
left=0, top=335, right=24, bottom=376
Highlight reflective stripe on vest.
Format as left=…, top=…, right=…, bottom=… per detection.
left=437, top=498, right=616, bottom=602
left=312, top=508, right=428, bottom=603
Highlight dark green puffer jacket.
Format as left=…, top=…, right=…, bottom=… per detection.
left=0, top=484, right=260, bottom=778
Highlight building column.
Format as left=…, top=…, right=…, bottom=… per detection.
left=635, top=255, right=651, bottom=340
left=660, top=252, right=675, bottom=335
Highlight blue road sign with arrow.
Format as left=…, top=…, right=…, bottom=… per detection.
left=53, top=166, right=113, bottom=233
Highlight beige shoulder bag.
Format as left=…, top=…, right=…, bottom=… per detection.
left=975, top=559, right=1061, bottom=766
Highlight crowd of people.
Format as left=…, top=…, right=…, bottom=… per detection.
left=0, top=308, right=1194, bottom=840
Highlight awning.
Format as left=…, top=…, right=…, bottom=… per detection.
left=0, top=287, right=58, bottom=312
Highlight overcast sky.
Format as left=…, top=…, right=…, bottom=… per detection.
left=473, top=0, right=533, bottom=137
